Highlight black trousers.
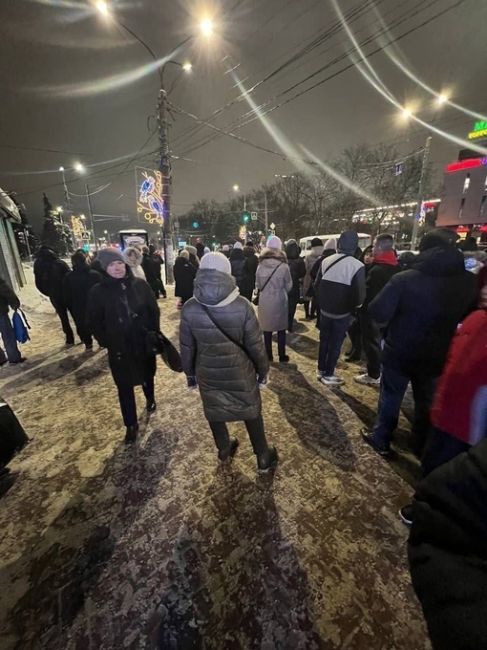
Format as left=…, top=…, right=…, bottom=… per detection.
left=347, top=315, right=362, bottom=357
left=263, top=330, right=286, bottom=359
left=50, top=297, right=74, bottom=344
left=208, top=415, right=268, bottom=456
left=73, top=319, right=93, bottom=347
left=360, top=312, right=381, bottom=379
left=116, top=374, right=155, bottom=427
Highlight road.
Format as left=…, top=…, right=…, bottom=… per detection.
left=0, top=281, right=429, bottom=649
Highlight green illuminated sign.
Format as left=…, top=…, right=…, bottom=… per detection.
left=468, top=120, right=487, bottom=141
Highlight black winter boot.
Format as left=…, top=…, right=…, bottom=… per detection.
left=257, top=446, right=278, bottom=472
left=218, top=438, right=239, bottom=462
left=125, top=424, right=139, bottom=444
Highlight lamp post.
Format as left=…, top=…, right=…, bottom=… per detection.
left=94, top=2, right=205, bottom=283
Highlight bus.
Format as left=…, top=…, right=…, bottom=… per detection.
left=118, top=229, right=149, bottom=251
left=299, top=233, right=372, bottom=256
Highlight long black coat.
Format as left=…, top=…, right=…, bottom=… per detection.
left=369, top=246, right=477, bottom=375
left=0, top=278, right=20, bottom=316
left=142, top=253, right=163, bottom=294
left=63, top=265, right=101, bottom=326
left=241, top=246, right=258, bottom=300
left=33, top=248, right=70, bottom=304
left=174, top=257, right=196, bottom=301
left=408, top=440, right=487, bottom=649
left=87, top=272, right=160, bottom=386
left=180, top=269, right=269, bottom=422
left=230, top=248, right=247, bottom=292
left=285, top=241, right=306, bottom=301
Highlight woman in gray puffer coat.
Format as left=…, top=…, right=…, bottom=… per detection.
left=256, top=236, right=293, bottom=362
left=180, top=252, right=278, bottom=472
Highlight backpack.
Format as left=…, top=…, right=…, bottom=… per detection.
left=12, top=309, right=31, bottom=344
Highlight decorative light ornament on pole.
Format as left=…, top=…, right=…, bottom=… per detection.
left=270, top=222, right=276, bottom=234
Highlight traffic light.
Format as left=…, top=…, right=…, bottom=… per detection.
left=241, top=211, right=250, bottom=224
left=192, top=221, right=200, bottom=229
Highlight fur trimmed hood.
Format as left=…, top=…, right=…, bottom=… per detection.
left=259, top=247, right=287, bottom=262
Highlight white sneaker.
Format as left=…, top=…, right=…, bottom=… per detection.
left=354, top=373, right=380, bottom=386
left=320, top=375, right=344, bottom=386
left=316, top=370, right=326, bottom=380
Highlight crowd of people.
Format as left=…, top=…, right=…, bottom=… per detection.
left=0, top=225, right=485, bottom=647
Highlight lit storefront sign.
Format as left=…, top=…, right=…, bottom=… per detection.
left=467, top=120, right=487, bottom=141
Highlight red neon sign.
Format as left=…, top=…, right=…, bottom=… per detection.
left=445, top=158, right=486, bottom=173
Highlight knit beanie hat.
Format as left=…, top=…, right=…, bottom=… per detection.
left=199, top=252, right=231, bottom=274
left=97, top=248, right=126, bottom=271
left=337, top=230, right=359, bottom=254
left=324, top=238, right=337, bottom=251
left=203, top=246, right=211, bottom=255
left=311, top=237, right=323, bottom=248
left=233, top=241, right=243, bottom=250
left=267, top=235, right=282, bottom=250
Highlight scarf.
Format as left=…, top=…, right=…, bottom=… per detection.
left=373, top=250, right=398, bottom=266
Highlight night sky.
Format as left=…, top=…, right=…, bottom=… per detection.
left=1, top=0, right=486, bottom=233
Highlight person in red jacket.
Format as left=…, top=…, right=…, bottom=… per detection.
left=400, top=277, right=487, bottom=525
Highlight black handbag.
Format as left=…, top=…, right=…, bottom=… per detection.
left=145, top=331, right=183, bottom=373
left=253, top=262, right=283, bottom=305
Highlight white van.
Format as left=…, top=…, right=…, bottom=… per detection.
left=299, top=233, right=372, bottom=256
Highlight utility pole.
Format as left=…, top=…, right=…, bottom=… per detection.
left=158, top=86, right=174, bottom=284
left=264, top=191, right=269, bottom=233
left=85, top=184, right=97, bottom=251
left=411, top=135, right=432, bottom=250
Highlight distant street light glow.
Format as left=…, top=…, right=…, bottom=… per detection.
left=200, top=18, right=214, bottom=37
left=74, top=162, right=85, bottom=173
left=437, top=93, right=448, bottom=106
left=95, top=0, right=109, bottom=16
left=401, top=107, right=413, bottom=120
left=233, top=184, right=240, bottom=192
left=56, top=206, right=63, bottom=213
left=59, top=166, right=64, bottom=172
left=182, top=62, right=193, bottom=73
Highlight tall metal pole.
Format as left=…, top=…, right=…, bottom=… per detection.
left=158, top=81, right=174, bottom=284
left=411, top=135, right=432, bottom=250
left=264, top=191, right=269, bottom=233
left=85, top=184, right=97, bottom=251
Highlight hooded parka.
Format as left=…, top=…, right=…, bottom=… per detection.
left=256, top=248, right=293, bottom=332
left=180, top=269, right=269, bottom=422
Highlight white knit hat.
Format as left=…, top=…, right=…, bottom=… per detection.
left=233, top=241, right=243, bottom=250
left=267, top=235, right=282, bottom=250
left=199, top=252, right=231, bottom=274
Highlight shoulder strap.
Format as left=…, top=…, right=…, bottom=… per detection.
left=200, top=304, right=257, bottom=371
left=259, top=261, right=284, bottom=293
left=321, top=254, right=349, bottom=277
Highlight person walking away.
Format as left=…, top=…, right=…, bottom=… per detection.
left=302, top=238, right=323, bottom=320
left=63, top=250, right=101, bottom=351
left=174, top=250, right=197, bottom=305
left=180, top=252, right=277, bottom=471
left=185, top=245, right=200, bottom=269
left=87, top=249, right=160, bottom=444
left=0, top=276, right=26, bottom=364
left=221, top=244, right=230, bottom=259
left=315, top=231, right=365, bottom=386
left=311, top=238, right=337, bottom=329
left=241, top=240, right=258, bottom=301
left=345, top=245, right=374, bottom=361
left=229, top=241, right=247, bottom=296
left=124, top=246, right=146, bottom=280
left=361, top=229, right=478, bottom=457
left=34, top=245, right=75, bottom=345
left=285, top=239, right=306, bottom=332
left=354, top=234, right=399, bottom=386
left=256, top=236, right=293, bottom=362
left=399, top=273, right=487, bottom=525
left=141, top=246, right=166, bottom=299
left=195, top=241, right=205, bottom=260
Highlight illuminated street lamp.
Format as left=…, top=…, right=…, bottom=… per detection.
left=200, top=18, right=214, bottom=37
left=401, top=106, right=413, bottom=120
left=95, top=0, right=109, bottom=16
left=74, top=162, right=86, bottom=173
left=436, top=93, right=448, bottom=106
left=232, top=184, right=240, bottom=192
left=182, top=62, right=193, bottom=73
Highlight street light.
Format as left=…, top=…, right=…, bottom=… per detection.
left=182, top=62, right=193, bottom=73
left=436, top=93, right=448, bottom=106
left=233, top=184, right=240, bottom=192
left=56, top=206, right=63, bottom=213
left=401, top=106, right=413, bottom=120
left=95, top=0, right=109, bottom=16
left=200, top=18, right=214, bottom=37
left=74, top=162, right=85, bottom=173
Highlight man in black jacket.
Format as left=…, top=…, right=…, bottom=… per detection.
left=0, top=277, right=25, bottom=364
left=63, top=250, right=101, bottom=351
left=361, top=230, right=477, bottom=456
left=354, top=233, right=399, bottom=386
left=33, top=246, right=75, bottom=345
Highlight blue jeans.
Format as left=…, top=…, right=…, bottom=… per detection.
left=318, top=315, right=350, bottom=376
left=0, top=314, right=21, bottom=363
left=373, top=365, right=437, bottom=451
